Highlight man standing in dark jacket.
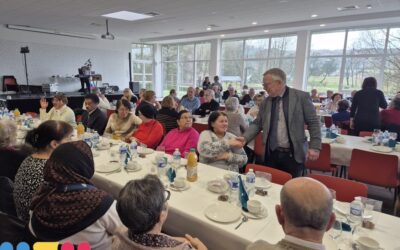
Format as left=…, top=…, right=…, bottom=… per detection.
left=81, top=94, right=108, bottom=135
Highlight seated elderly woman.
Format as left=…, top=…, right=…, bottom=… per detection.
left=197, top=111, right=247, bottom=172
left=136, top=90, right=161, bottom=116
left=325, top=93, right=342, bottom=113
left=132, top=104, right=164, bottom=149
left=225, top=97, right=249, bottom=137
left=159, top=110, right=200, bottom=156
left=14, top=120, right=73, bottom=222
left=104, top=99, right=142, bottom=140
left=122, top=88, right=138, bottom=104
left=157, top=96, right=179, bottom=134
left=0, top=120, right=32, bottom=181
left=113, top=175, right=207, bottom=250
left=194, top=89, right=220, bottom=116
left=381, top=95, right=400, bottom=140
left=332, top=100, right=351, bottom=126
left=29, top=141, right=123, bottom=249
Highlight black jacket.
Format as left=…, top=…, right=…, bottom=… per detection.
left=81, top=108, right=108, bottom=135
left=194, top=99, right=220, bottom=116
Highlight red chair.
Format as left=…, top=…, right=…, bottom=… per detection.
left=359, top=131, right=373, bottom=137
left=106, top=109, right=115, bottom=118
left=245, top=164, right=292, bottom=185
left=324, top=116, right=333, bottom=128
left=348, top=149, right=399, bottom=206
left=304, top=143, right=337, bottom=176
left=253, top=131, right=264, bottom=163
left=192, top=123, right=208, bottom=134
left=340, top=129, right=349, bottom=135
left=307, top=174, right=368, bottom=202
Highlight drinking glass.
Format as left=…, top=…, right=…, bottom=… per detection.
left=329, top=220, right=342, bottom=240
left=390, top=132, right=398, bottom=141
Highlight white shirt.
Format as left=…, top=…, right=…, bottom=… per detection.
left=39, top=105, right=76, bottom=128
left=284, top=235, right=325, bottom=250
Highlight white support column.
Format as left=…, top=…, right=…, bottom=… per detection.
left=209, top=39, right=221, bottom=77
left=154, top=44, right=163, bottom=97
left=293, top=30, right=310, bottom=90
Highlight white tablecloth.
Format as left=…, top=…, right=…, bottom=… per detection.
left=90, top=142, right=400, bottom=250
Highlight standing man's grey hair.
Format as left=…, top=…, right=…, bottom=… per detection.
left=264, top=68, right=287, bottom=84
left=116, top=175, right=167, bottom=234
left=225, top=97, right=240, bottom=112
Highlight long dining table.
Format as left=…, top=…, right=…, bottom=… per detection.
left=90, top=140, right=400, bottom=250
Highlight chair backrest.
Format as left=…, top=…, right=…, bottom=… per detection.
left=106, top=109, right=115, bottom=118
left=254, top=131, right=264, bottom=159
left=192, top=123, right=208, bottom=134
left=305, top=143, right=331, bottom=172
left=340, top=129, right=349, bottom=135
left=306, top=174, right=368, bottom=202
left=245, top=164, right=292, bottom=185
left=349, top=149, right=398, bottom=188
left=359, top=131, right=373, bottom=137
left=324, top=116, right=333, bottom=128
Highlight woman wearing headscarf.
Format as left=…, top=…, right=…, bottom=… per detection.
left=29, top=141, right=123, bottom=250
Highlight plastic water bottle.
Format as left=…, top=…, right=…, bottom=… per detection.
left=230, top=175, right=240, bottom=206
left=172, top=148, right=181, bottom=168
left=119, top=145, right=128, bottom=167
left=92, top=131, right=100, bottom=147
left=157, top=159, right=167, bottom=177
left=130, top=140, right=138, bottom=158
left=245, top=169, right=256, bottom=197
left=350, top=197, right=364, bottom=222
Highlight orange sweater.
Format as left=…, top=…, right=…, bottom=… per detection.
left=133, top=119, right=164, bottom=149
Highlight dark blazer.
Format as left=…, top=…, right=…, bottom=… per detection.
left=243, top=87, right=321, bottom=164
left=194, top=99, right=220, bottom=116
left=240, top=94, right=253, bottom=105
left=350, top=88, right=387, bottom=133
left=81, top=108, right=108, bottom=135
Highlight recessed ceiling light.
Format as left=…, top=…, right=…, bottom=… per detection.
left=102, top=11, right=153, bottom=21
left=206, top=27, right=212, bottom=31
left=320, top=24, right=326, bottom=27
left=264, top=30, right=269, bottom=33
left=252, top=21, right=258, bottom=25
left=366, top=4, right=373, bottom=9
left=220, top=34, right=225, bottom=37
left=311, top=14, right=318, bottom=18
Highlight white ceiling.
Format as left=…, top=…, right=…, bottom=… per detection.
left=1, top=0, right=400, bottom=42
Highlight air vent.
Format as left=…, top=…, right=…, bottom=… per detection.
left=337, top=5, right=360, bottom=11
left=144, top=12, right=161, bottom=17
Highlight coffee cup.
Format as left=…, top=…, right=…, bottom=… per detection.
left=356, top=236, right=382, bottom=250
left=173, top=177, right=186, bottom=188
left=247, top=200, right=262, bottom=214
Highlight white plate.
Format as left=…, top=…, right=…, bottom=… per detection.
left=204, top=202, right=242, bottom=223
left=96, top=143, right=110, bottom=150
left=254, top=179, right=272, bottom=190
left=371, top=145, right=393, bottom=153
left=137, top=147, right=154, bottom=155
left=242, top=206, right=268, bottom=219
left=96, top=162, right=120, bottom=173
left=207, top=179, right=230, bottom=194
left=126, top=161, right=142, bottom=172
left=170, top=181, right=190, bottom=191
left=322, top=138, right=335, bottom=144
left=125, top=165, right=142, bottom=172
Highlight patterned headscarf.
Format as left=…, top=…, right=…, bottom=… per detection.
left=30, top=141, right=113, bottom=241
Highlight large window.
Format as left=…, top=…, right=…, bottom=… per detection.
left=162, top=42, right=211, bottom=97
left=131, top=44, right=154, bottom=90
left=307, top=27, right=399, bottom=96
left=220, top=35, right=297, bottom=91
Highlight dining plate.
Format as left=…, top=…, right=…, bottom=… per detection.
left=322, top=138, right=335, bottom=144
left=254, top=179, right=272, bottom=190
left=204, top=202, right=242, bottom=223
left=96, top=143, right=111, bottom=150
left=207, top=179, right=230, bottom=194
left=96, top=162, right=120, bottom=173
left=371, top=145, right=393, bottom=153
left=242, top=206, right=268, bottom=219
left=125, top=162, right=142, bottom=172
left=169, top=181, right=190, bottom=191
left=137, top=147, right=154, bottom=155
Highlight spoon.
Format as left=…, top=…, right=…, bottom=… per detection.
left=235, top=216, right=248, bottom=230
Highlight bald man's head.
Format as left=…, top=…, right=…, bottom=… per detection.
left=279, top=177, right=333, bottom=231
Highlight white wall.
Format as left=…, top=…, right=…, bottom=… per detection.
left=0, top=26, right=132, bottom=90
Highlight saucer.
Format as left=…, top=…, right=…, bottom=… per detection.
left=207, top=179, right=229, bottom=194
left=170, top=181, right=190, bottom=191
left=242, top=206, right=268, bottom=219
left=125, top=165, right=142, bottom=172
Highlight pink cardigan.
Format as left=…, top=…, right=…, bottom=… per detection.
left=159, top=127, right=199, bottom=157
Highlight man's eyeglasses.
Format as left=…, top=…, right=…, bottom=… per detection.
left=164, top=190, right=171, bottom=202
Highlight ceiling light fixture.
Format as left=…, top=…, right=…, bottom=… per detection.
left=6, top=24, right=96, bottom=40
left=366, top=4, right=373, bottom=9
left=320, top=24, right=326, bottom=27
left=252, top=21, right=258, bottom=25
left=207, top=26, right=212, bottom=31
left=101, top=19, right=115, bottom=40
left=311, top=14, right=318, bottom=18
left=102, top=11, right=153, bottom=21
left=220, top=34, right=225, bottom=37
left=264, top=30, right=269, bottom=33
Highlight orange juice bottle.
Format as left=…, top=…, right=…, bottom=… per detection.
left=14, top=108, right=20, bottom=118
left=186, top=148, right=198, bottom=182
left=77, top=122, right=85, bottom=136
